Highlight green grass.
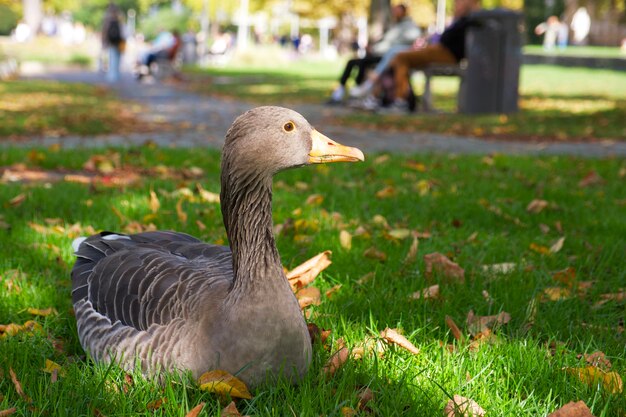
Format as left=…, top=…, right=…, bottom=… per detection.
left=186, top=60, right=626, bottom=142
left=0, top=36, right=99, bottom=67
left=1, top=146, right=624, bottom=416
left=524, top=45, right=626, bottom=58
left=0, top=80, right=155, bottom=138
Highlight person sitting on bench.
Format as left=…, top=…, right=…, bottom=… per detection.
left=136, top=29, right=181, bottom=79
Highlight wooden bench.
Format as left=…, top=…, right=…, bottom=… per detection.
left=420, top=60, right=467, bottom=112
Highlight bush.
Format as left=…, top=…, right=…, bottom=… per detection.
left=0, top=4, right=18, bottom=36
left=139, top=7, right=191, bottom=40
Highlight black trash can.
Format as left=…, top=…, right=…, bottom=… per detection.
left=459, top=9, right=523, bottom=114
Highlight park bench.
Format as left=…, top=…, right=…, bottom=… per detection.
left=151, top=40, right=183, bottom=80
left=420, top=60, right=467, bottom=112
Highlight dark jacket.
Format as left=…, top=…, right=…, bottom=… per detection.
left=439, top=16, right=471, bottom=62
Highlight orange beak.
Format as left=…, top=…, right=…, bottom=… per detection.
left=308, top=129, right=365, bottom=164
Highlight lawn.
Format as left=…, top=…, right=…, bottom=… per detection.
left=1, top=146, right=624, bottom=416
left=184, top=58, right=626, bottom=142
left=0, top=80, right=158, bottom=138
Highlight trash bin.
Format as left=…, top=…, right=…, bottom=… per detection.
left=459, top=9, right=523, bottom=114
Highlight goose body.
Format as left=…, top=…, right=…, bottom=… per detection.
left=71, top=106, right=364, bottom=387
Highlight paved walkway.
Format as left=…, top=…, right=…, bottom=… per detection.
left=5, top=68, right=626, bottom=157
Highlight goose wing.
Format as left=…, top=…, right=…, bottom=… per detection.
left=71, top=231, right=232, bottom=331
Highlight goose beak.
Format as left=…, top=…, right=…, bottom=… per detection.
left=308, top=129, right=365, bottom=164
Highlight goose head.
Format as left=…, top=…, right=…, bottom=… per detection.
left=221, top=106, right=364, bottom=179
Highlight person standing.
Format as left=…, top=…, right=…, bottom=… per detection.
left=101, top=3, right=125, bottom=83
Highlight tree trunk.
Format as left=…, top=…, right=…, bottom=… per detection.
left=23, top=0, right=43, bottom=34
left=368, top=0, right=391, bottom=41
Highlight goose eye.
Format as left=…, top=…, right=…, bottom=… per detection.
left=283, top=122, right=295, bottom=132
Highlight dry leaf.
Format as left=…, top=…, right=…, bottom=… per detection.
left=375, top=186, right=396, bottom=199
left=403, top=236, right=419, bottom=265
left=0, top=408, right=17, bottom=416
left=444, top=395, right=486, bottom=417
left=445, top=316, right=464, bottom=341
left=404, top=161, right=427, bottom=171
left=307, top=323, right=331, bottom=345
left=148, top=190, right=160, bottom=213
left=185, top=403, right=206, bottom=417
left=43, top=359, right=66, bottom=377
left=339, top=230, right=352, bottom=250
left=146, top=398, right=166, bottom=411
left=196, top=183, right=220, bottom=203
left=221, top=401, right=243, bottom=417
left=547, top=401, right=595, bottom=417
left=325, top=284, right=342, bottom=299
left=466, top=310, right=511, bottom=336
left=8, top=193, right=26, bottom=207
left=387, top=228, right=411, bottom=239
left=357, top=387, right=374, bottom=410
left=296, top=287, right=321, bottom=309
left=363, top=247, right=387, bottom=262
left=566, top=366, right=623, bottom=394
left=286, top=251, right=332, bottom=291
left=526, top=199, right=549, bottom=214
left=553, top=267, right=576, bottom=287
left=323, top=347, right=350, bottom=375
left=424, top=253, right=465, bottom=282
left=530, top=243, right=551, bottom=255
left=356, top=272, right=374, bottom=285
left=550, top=237, right=565, bottom=254
left=578, top=171, right=604, bottom=188
left=341, top=407, right=357, bottom=417
left=27, top=307, right=58, bottom=317
left=410, top=284, right=439, bottom=300
left=176, top=199, right=188, bottom=223
left=582, top=351, right=611, bottom=369
left=542, top=287, right=572, bottom=302
left=198, top=370, right=253, bottom=399
left=9, top=368, right=31, bottom=403
left=380, top=328, right=419, bottom=354
left=305, top=194, right=324, bottom=206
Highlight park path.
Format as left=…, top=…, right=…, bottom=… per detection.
left=6, top=68, right=626, bottom=157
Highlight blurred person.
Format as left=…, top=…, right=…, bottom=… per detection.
left=136, top=29, right=181, bottom=79
left=535, top=16, right=561, bottom=50
left=14, top=21, right=32, bottom=42
left=101, top=3, right=125, bottom=82
left=571, top=7, right=591, bottom=46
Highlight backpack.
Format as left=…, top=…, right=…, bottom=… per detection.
left=106, top=19, right=122, bottom=45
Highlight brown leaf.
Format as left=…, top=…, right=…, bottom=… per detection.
left=0, top=409, right=17, bottom=417
left=444, top=395, right=486, bottom=417
left=323, top=347, right=350, bottom=375
left=27, top=307, right=58, bottom=317
left=445, top=316, right=464, bottom=341
left=196, top=183, right=220, bottom=203
left=9, top=368, right=31, bottom=403
left=404, top=161, right=427, bottom=171
left=547, top=401, right=595, bottom=417
left=553, top=267, right=576, bottom=287
left=375, top=186, right=396, bottom=199
left=305, top=193, right=324, bottom=206
left=403, top=236, right=419, bottom=264
left=198, top=370, right=253, bottom=399
left=296, top=287, right=321, bottom=309
left=424, top=253, right=465, bottom=282
left=339, top=230, right=352, bottom=250
left=221, top=401, right=243, bottom=417
left=146, top=398, right=166, bottom=411
left=380, top=328, right=419, bottom=354
left=307, top=323, right=331, bottom=344
left=550, top=237, right=565, bottom=254
left=341, top=407, right=357, bottom=417
left=364, top=247, right=387, bottom=262
left=325, top=284, right=342, bottom=299
left=466, top=310, right=511, bottom=336
left=578, top=171, right=604, bottom=187
left=410, top=284, right=439, bottom=300
left=542, top=287, right=573, bottom=302
left=8, top=193, right=26, bottom=208
left=287, top=251, right=332, bottom=291
left=526, top=199, right=548, bottom=214
left=148, top=190, right=160, bottom=213
left=565, top=366, right=623, bottom=394
left=582, top=351, right=611, bottom=369
left=185, top=403, right=206, bottom=417
left=176, top=199, right=188, bottom=223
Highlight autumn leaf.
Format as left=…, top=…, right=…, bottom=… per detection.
left=7, top=193, right=26, bottom=208
left=565, top=366, right=623, bottom=394
left=547, top=401, right=594, bottom=417
left=27, top=307, right=58, bottom=317
left=380, top=328, right=420, bottom=354
left=530, top=243, right=551, bottom=255
left=364, top=247, right=387, bottom=262
left=404, top=236, right=419, bottom=265
left=296, top=286, right=321, bottom=309
left=410, top=284, right=439, bottom=300
left=386, top=228, right=411, bottom=240
left=581, top=351, right=611, bottom=369
left=198, top=370, right=253, bottom=399
left=196, top=183, right=220, bottom=203
left=325, top=284, right=342, bottom=299
left=286, top=251, right=332, bottom=291
left=578, top=171, right=604, bottom=188
left=542, top=287, right=572, bottom=302
left=445, top=316, right=464, bottom=342
left=9, top=368, right=31, bottom=403
left=552, top=267, right=577, bottom=287
left=339, top=230, right=352, bottom=250
left=341, top=407, right=357, bottom=417
left=466, top=310, right=511, bottom=336
left=0, top=408, right=17, bottom=416
left=307, top=323, right=331, bottom=345
left=526, top=199, right=549, bottom=214
left=356, top=272, right=374, bottom=285
left=43, top=359, right=66, bottom=377
left=550, top=237, right=565, bottom=253
left=305, top=193, right=324, bottom=206
left=424, top=253, right=465, bottom=282
left=176, top=199, right=188, bottom=223
left=148, top=190, right=160, bottom=213
left=323, top=346, right=350, bottom=375
left=0, top=320, right=42, bottom=338
left=375, top=186, right=396, bottom=199
left=444, top=395, right=486, bottom=417
left=404, top=161, right=427, bottom=172
left=221, top=401, right=246, bottom=417
left=146, top=398, right=166, bottom=411
left=185, top=403, right=206, bottom=417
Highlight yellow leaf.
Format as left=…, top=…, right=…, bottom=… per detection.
left=566, top=366, right=623, bottom=394
left=530, top=243, right=551, bottom=255
left=148, top=190, right=160, bottom=213
left=542, top=287, right=572, bottom=301
left=380, top=328, right=420, bottom=355
left=27, top=307, right=58, bottom=317
left=403, top=161, right=427, bottom=172
left=176, top=199, right=187, bottom=223
left=341, top=407, right=357, bottom=417
left=415, top=179, right=430, bottom=196
left=43, top=359, right=66, bottom=377
left=375, top=186, right=396, bottom=199
left=305, top=193, right=324, bottom=206
left=339, top=230, right=352, bottom=250
left=403, top=236, right=419, bottom=265
left=198, top=370, right=253, bottom=399
left=386, top=228, right=411, bottom=240
left=550, top=237, right=565, bottom=254
left=197, top=183, right=220, bottom=203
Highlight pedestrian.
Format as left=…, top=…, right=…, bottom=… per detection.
left=101, top=2, right=125, bottom=83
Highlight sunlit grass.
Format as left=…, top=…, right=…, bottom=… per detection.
left=0, top=146, right=624, bottom=416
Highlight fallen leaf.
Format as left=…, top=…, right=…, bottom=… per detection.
left=307, top=323, right=331, bottom=344
left=176, top=199, right=187, bottom=223
left=380, top=328, right=419, bottom=354
left=43, top=359, right=66, bottom=377
left=357, top=387, right=374, bottom=410
left=286, top=251, right=332, bottom=290
left=542, top=287, right=572, bottom=302
left=526, top=199, right=549, bottom=214
left=375, top=186, right=396, bottom=199
left=386, top=228, right=411, bottom=240
left=578, top=171, right=604, bottom=187
left=581, top=351, right=611, bottom=369
left=444, top=395, right=486, bottom=417
left=550, top=237, right=565, bottom=254
left=356, top=272, right=374, bottom=285
left=221, top=401, right=243, bottom=417
left=410, top=284, right=439, bottom=300
left=0, top=320, right=42, bottom=338
left=27, top=307, right=58, bottom=317
left=373, top=154, right=390, bottom=164
left=196, top=183, right=220, bottom=203
left=547, top=401, right=595, bottom=417
left=323, top=347, right=350, bottom=375
left=466, top=310, right=511, bottom=336
left=9, top=368, right=31, bottom=403
left=325, top=284, right=342, bottom=299
left=364, top=247, right=387, bottom=262
left=594, top=289, right=626, bottom=306
left=185, top=403, right=206, bottom=417
left=148, top=190, right=160, bottom=213
left=404, top=161, right=427, bottom=171
left=339, top=230, right=352, bottom=250
left=146, top=398, right=166, bottom=411
left=341, top=407, right=357, bottom=417
left=445, top=316, right=464, bottom=341
left=305, top=193, right=324, bottom=206
left=296, top=287, right=321, bottom=309
left=198, top=370, right=253, bottom=399
left=8, top=193, right=26, bottom=208
left=0, top=408, right=17, bottom=417
left=403, top=236, right=419, bottom=264
left=530, top=243, right=551, bottom=255
left=566, top=366, right=623, bottom=394
left=424, top=253, right=465, bottom=282
left=553, top=267, right=576, bottom=287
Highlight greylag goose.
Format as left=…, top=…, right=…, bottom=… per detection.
left=71, top=106, right=364, bottom=387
